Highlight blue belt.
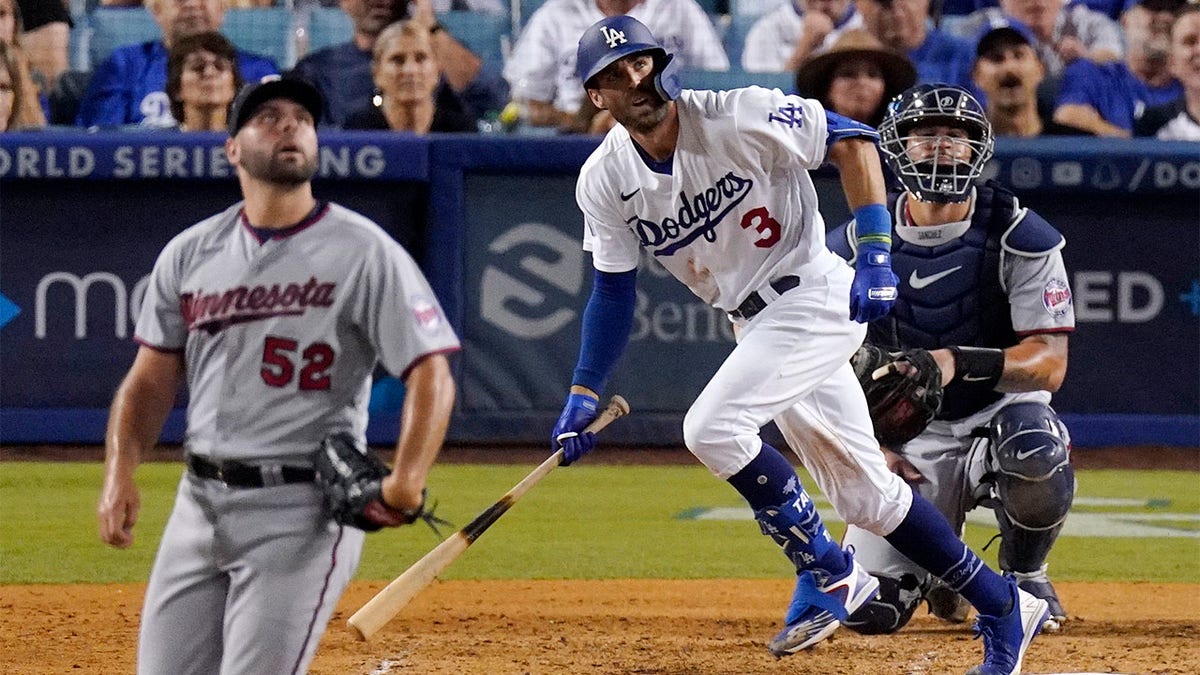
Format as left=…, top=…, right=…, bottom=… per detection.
left=729, top=276, right=801, bottom=320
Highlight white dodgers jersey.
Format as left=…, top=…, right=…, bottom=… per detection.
left=577, top=87, right=844, bottom=311
left=135, top=202, right=461, bottom=460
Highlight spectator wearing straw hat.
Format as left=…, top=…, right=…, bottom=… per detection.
left=795, top=28, right=917, bottom=127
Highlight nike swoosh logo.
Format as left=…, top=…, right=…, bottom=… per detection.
left=961, top=374, right=993, bottom=382
left=909, top=265, right=963, bottom=289
left=620, top=188, right=640, bottom=201
left=1015, top=444, right=1050, bottom=460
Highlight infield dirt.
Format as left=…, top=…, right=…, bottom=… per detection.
left=3, top=445, right=1197, bottom=673
left=2, top=579, right=1198, bottom=673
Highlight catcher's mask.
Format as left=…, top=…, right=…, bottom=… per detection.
left=576, top=15, right=682, bottom=102
left=878, top=83, right=994, bottom=203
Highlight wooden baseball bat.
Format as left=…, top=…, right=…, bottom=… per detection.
left=347, top=395, right=631, bottom=641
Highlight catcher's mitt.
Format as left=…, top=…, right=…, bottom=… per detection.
left=852, top=346, right=944, bottom=446
left=314, top=433, right=448, bottom=534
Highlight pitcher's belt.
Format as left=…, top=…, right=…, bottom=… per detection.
left=186, top=454, right=316, bottom=488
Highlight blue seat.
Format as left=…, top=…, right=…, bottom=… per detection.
left=723, top=13, right=760, bottom=70
left=731, top=0, right=788, bottom=18
left=438, top=11, right=510, bottom=75
left=87, top=7, right=159, bottom=66
left=517, top=0, right=550, bottom=27
left=683, top=68, right=794, bottom=93
left=307, top=6, right=354, bottom=54
left=223, top=8, right=294, bottom=68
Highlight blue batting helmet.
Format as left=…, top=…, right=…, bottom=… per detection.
left=878, top=83, right=995, bottom=203
left=575, top=15, right=682, bottom=101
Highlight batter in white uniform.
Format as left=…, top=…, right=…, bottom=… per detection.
left=550, top=17, right=1049, bottom=674
left=97, top=78, right=459, bottom=675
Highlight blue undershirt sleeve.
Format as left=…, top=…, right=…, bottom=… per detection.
left=571, top=268, right=638, bottom=393
left=824, top=109, right=880, bottom=147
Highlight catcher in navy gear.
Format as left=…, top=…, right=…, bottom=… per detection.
left=830, top=84, right=1077, bottom=636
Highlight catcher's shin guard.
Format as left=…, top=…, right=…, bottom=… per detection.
left=989, top=402, right=1074, bottom=630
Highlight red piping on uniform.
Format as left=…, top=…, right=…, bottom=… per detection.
left=400, top=346, right=462, bottom=381
left=1015, top=327, right=1074, bottom=337
left=133, top=335, right=184, bottom=353
left=240, top=202, right=331, bottom=244
left=290, top=523, right=344, bottom=675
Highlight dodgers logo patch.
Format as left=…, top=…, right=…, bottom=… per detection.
left=626, top=172, right=754, bottom=256
left=1042, top=279, right=1072, bottom=317
left=412, top=295, right=442, bottom=332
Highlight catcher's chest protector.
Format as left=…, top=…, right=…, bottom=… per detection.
left=868, top=184, right=1018, bottom=420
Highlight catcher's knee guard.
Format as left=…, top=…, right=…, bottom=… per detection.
left=989, top=402, right=1076, bottom=571
left=843, top=573, right=925, bottom=635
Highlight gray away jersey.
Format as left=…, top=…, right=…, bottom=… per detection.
left=135, top=202, right=460, bottom=461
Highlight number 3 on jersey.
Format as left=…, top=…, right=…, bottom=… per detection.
left=741, top=207, right=781, bottom=248
left=261, top=335, right=334, bottom=390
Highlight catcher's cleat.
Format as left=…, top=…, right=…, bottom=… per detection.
left=768, top=556, right=881, bottom=657
left=966, top=582, right=1049, bottom=675
left=926, top=578, right=972, bottom=624
left=1012, top=566, right=1065, bottom=632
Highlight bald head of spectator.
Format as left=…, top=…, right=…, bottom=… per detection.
left=999, top=0, right=1064, bottom=43
left=149, top=0, right=228, bottom=49
left=857, top=0, right=932, bottom=52
left=1123, top=0, right=1185, bottom=87
left=341, top=0, right=408, bottom=49
left=596, top=0, right=645, bottom=15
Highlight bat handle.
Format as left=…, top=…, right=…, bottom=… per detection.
left=583, top=395, right=631, bottom=435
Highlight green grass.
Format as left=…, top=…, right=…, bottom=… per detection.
left=1, top=462, right=1197, bottom=584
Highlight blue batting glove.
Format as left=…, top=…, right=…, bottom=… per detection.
left=850, top=243, right=898, bottom=323
left=551, top=392, right=599, bottom=466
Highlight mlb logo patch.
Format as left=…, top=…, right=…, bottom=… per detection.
left=412, top=296, right=442, bottom=331
left=1042, top=279, right=1072, bottom=317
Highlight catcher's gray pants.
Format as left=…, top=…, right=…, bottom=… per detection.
left=842, top=391, right=1051, bottom=581
left=138, top=473, right=364, bottom=675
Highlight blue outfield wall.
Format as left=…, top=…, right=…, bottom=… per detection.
left=1, top=132, right=1197, bottom=447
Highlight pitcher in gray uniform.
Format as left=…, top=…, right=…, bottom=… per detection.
left=97, top=77, right=460, bottom=674
left=828, top=84, right=1076, bottom=636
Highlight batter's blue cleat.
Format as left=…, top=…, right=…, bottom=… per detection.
left=965, top=582, right=1050, bottom=675
left=767, top=557, right=880, bottom=657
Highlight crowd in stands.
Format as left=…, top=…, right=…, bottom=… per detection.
left=0, top=0, right=1194, bottom=140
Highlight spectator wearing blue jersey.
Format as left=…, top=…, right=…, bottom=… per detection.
left=952, top=0, right=1125, bottom=77
left=75, top=0, right=278, bottom=128
left=1053, top=0, right=1185, bottom=136
left=856, top=0, right=976, bottom=89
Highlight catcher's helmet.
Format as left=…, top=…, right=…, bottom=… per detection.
left=878, top=83, right=994, bottom=203
left=576, top=15, right=682, bottom=101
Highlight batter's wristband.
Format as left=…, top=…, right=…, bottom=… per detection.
left=853, top=203, right=892, bottom=247
left=948, top=346, right=1005, bottom=389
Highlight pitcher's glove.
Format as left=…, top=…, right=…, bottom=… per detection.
left=851, top=346, right=944, bottom=446
left=314, top=433, right=449, bottom=534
